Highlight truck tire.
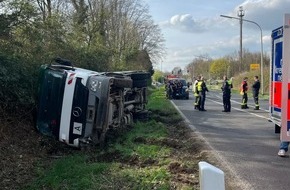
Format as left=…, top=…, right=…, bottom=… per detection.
left=113, top=77, right=133, bottom=88
left=132, top=79, right=148, bottom=88
left=133, top=110, right=149, bottom=121
left=128, top=72, right=150, bottom=80
left=105, top=72, right=125, bottom=78
left=275, top=124, right=281, bottom=134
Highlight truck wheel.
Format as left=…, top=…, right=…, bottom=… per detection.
left=128, top=73, right=150, bottom=80
left=133, top=110, right=149, bottom=121
left=113, top=78, right=132, bottom=88
left=132, top=79, right=148, bottom=88
left=275, top=124, right=281, bottom=134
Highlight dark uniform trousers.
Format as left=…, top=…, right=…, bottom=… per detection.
left=253, top=92, right=259, bottom=109
left=199, top=92, right=206, bottom=110
left=223, top=93, right=231, bottom=111
left=241, top=92, right=248, bottom=109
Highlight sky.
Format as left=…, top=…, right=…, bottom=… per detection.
left=144, top=0, right=290, bottom=72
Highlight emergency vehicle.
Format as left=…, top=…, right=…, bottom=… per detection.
left=269, top=14, right=290, bottom=142
left=165, top=75, right=189, bottom=99
left=270, top=26, right=283, bottom=133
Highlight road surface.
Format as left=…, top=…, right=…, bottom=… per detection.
left=171, top=90, right=290, bottom=190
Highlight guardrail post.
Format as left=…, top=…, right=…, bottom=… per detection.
left=198, top=161, right=225, bottom=190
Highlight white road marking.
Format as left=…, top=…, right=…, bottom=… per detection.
left=208, top=92, right=269, bottom=112
left=207, top=99, right=269, bottom=120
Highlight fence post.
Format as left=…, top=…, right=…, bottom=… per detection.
left=198, top=161, right=225, bottom=190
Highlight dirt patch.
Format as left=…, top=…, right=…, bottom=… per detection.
left=168, top=162, right=196, bottom=174
left=0, top=119, right=76, bottom=190
left=0, top=121, right=45, bottom=190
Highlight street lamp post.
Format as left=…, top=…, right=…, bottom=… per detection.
left=220, top=13, right=264, bottom=95
left=238, top=6, right=244, bottom=72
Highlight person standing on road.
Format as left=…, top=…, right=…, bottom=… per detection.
left=221, top=75, right=232, bottom=112
left=252, top=76, right=261, bottom=110
left=197, top=76, right=208, bottom=111
left=193, top=76, right=200, bottom=110
left=166, top=80, right=173, bottom=99
left=240, top=77, right=249, bottom=109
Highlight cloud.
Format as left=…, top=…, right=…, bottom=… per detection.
left=160, top=0, right=290, bottom=33
left=231, top=0, right=290, bottom=30
left=159, top=31, right=273, bottom=73
left=161, top=14, right=207, bottom=33
left=155, top=0, right=289, bottom=72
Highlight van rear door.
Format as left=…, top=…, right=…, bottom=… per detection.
left=270, top=26, right=283, bottom=125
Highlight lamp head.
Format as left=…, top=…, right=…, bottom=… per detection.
left=238, top=6, right=245, bottom=17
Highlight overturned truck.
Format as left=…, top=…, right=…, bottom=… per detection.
left=36, top=59, right=150, bottom=147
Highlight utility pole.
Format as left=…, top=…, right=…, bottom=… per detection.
left=221, top=6, right=264, bottom=94
left=238, top=6, right=244, bottom=72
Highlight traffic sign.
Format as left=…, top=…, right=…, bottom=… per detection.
left=250, top=63, right=260, bottom=70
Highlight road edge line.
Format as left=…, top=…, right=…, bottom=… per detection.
left=170, top=100, right=254, bottom=190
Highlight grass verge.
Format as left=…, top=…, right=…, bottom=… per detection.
left=26, top=87, right=206, bottom=190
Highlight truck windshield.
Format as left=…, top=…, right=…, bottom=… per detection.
left=37, top=68, right=66, bottom=137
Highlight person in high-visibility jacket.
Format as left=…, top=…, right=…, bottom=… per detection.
left=193, top=76, right=200, bottom=109
left=240, top=77, right=249, bottom=109
left=228, top=77, right=233, bottom=87
left=197, top=76, right=208, bottom=111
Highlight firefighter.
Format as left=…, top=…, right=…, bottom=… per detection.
left=166, top=80, right=173, bottom=99
left=177, top=80, right=183, bottom=95
left=172, top=80, right=178, bottom=99
left=252, top=76, right=261, bottom=110
left=193, top=76, right=200, bottom=110
left=197, top=76, right=208, bottom=111
left=240, top=77, right=249, bottom=109
left=221, top=75, right=232, bottom=112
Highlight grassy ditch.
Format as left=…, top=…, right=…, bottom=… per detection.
left=26, top=87, right=207, bottom=190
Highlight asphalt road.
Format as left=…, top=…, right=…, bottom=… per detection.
left=171, top=90, right=290, bottom=190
